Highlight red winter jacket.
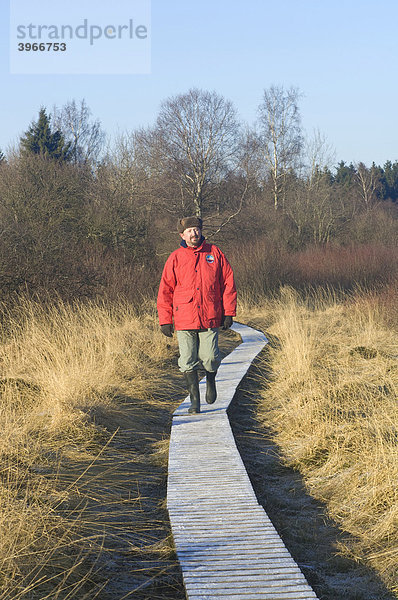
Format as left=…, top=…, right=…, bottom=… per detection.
left=157, top=238, right=237, bottom=330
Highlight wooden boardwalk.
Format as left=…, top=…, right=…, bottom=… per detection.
left=167, top=323, right=318, bottom=600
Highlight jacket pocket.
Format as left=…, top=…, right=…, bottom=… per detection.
left=173, top=292, right=194, bottom=311
left=205, top=292, right=221, bottom=319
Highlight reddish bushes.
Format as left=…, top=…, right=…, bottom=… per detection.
left=287, top=244, right=398, bottom=289
left=229, top=242, right=398, bottom=298
left=228, top=240, right=289, bottom=300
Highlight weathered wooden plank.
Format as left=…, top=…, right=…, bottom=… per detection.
left=172, top=527, right=279, bottom=536
left=185, top=579, right=313, bottom=590
left=187, top=591, right=317, bottom=600
left=177, top=552, right=296, bottom=561
left=187, top=588, right=318, bottom=600
left=173, top=533, right=288, bottom=543
left=182, top=568, right=303, bottom=577
left=167, top=322, right=318, bottom=600
left=185, top=569, right=302, bottom=584
left=187, top=593, right=317, bottom=600
left=176, top=547, right=293, bottom=558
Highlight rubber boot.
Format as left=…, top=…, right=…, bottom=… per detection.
left=184, top=370, right=200, bottom=414
left=205, top=370, right=217, bottom=404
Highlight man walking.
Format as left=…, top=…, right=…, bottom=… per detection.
left=157, top=216, right=237, bottom=414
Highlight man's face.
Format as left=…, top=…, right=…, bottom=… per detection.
left=180, top=227, right=202, bottom=247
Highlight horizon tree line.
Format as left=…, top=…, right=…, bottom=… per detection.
left=0, top=86, right=396, bottom=300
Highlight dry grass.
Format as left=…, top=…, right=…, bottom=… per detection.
left=0, top=296, right=180, bottom=599
left=240, top=285, right=398, bottom=596
left=2, top=284, right=396, bottom=597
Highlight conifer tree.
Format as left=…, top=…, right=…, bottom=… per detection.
left=20, top=108, right=71, bottom=161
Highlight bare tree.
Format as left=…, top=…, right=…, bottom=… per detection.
left=354, top=162, right=381, bottom=208
left=303, top=129, right=335, bottom=189
left=106, top=132, right=146, bottom=203
left=257, top=85, right=303, bottom=210
left=286, top=175, right=348, bottom=245
left=52, top=99, right=105, bottom=165
left=137, top=88, right=242, bottom=220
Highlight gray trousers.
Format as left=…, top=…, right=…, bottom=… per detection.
left=176, top=328, right=221, bottom=373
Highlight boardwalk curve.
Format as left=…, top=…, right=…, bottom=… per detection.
left=167, top=322, right=318, bottom=600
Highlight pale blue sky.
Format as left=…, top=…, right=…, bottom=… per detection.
left=1, top=0, right=397, bottom=167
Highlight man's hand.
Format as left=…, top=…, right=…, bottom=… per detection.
left=221, top=316, right=233, bottom=330
left=160, top=324, right=174, bottom=337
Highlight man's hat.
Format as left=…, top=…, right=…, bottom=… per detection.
left=177, top=216, right=203, bottom=233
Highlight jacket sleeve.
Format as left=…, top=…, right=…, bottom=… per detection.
left=220, top=252, right=237, bottom=316
left=157, top=255, right=177, bottom=325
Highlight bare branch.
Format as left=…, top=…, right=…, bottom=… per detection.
left=205, top=181, right=248, bottom=239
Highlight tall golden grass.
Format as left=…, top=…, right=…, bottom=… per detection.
left=241, top=285, right=397, bottom=595
left=2, top=285, right=396, bottom=597
left=0, top=297, right=178, bottom=599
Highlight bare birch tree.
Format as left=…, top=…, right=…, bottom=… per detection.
left=52, top=99, right=105, bottom=165
left=304, top=129, right=335, bottom=189
left=257, top=85, right=303, bottom=210
left=284, top=130, right=348, bottom=244
left=136, top=88, right=242, bottom=220
left=354, top=162, right=381, bottom=208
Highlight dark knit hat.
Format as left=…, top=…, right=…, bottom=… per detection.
left=177, top=216, right=203, bottom=233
